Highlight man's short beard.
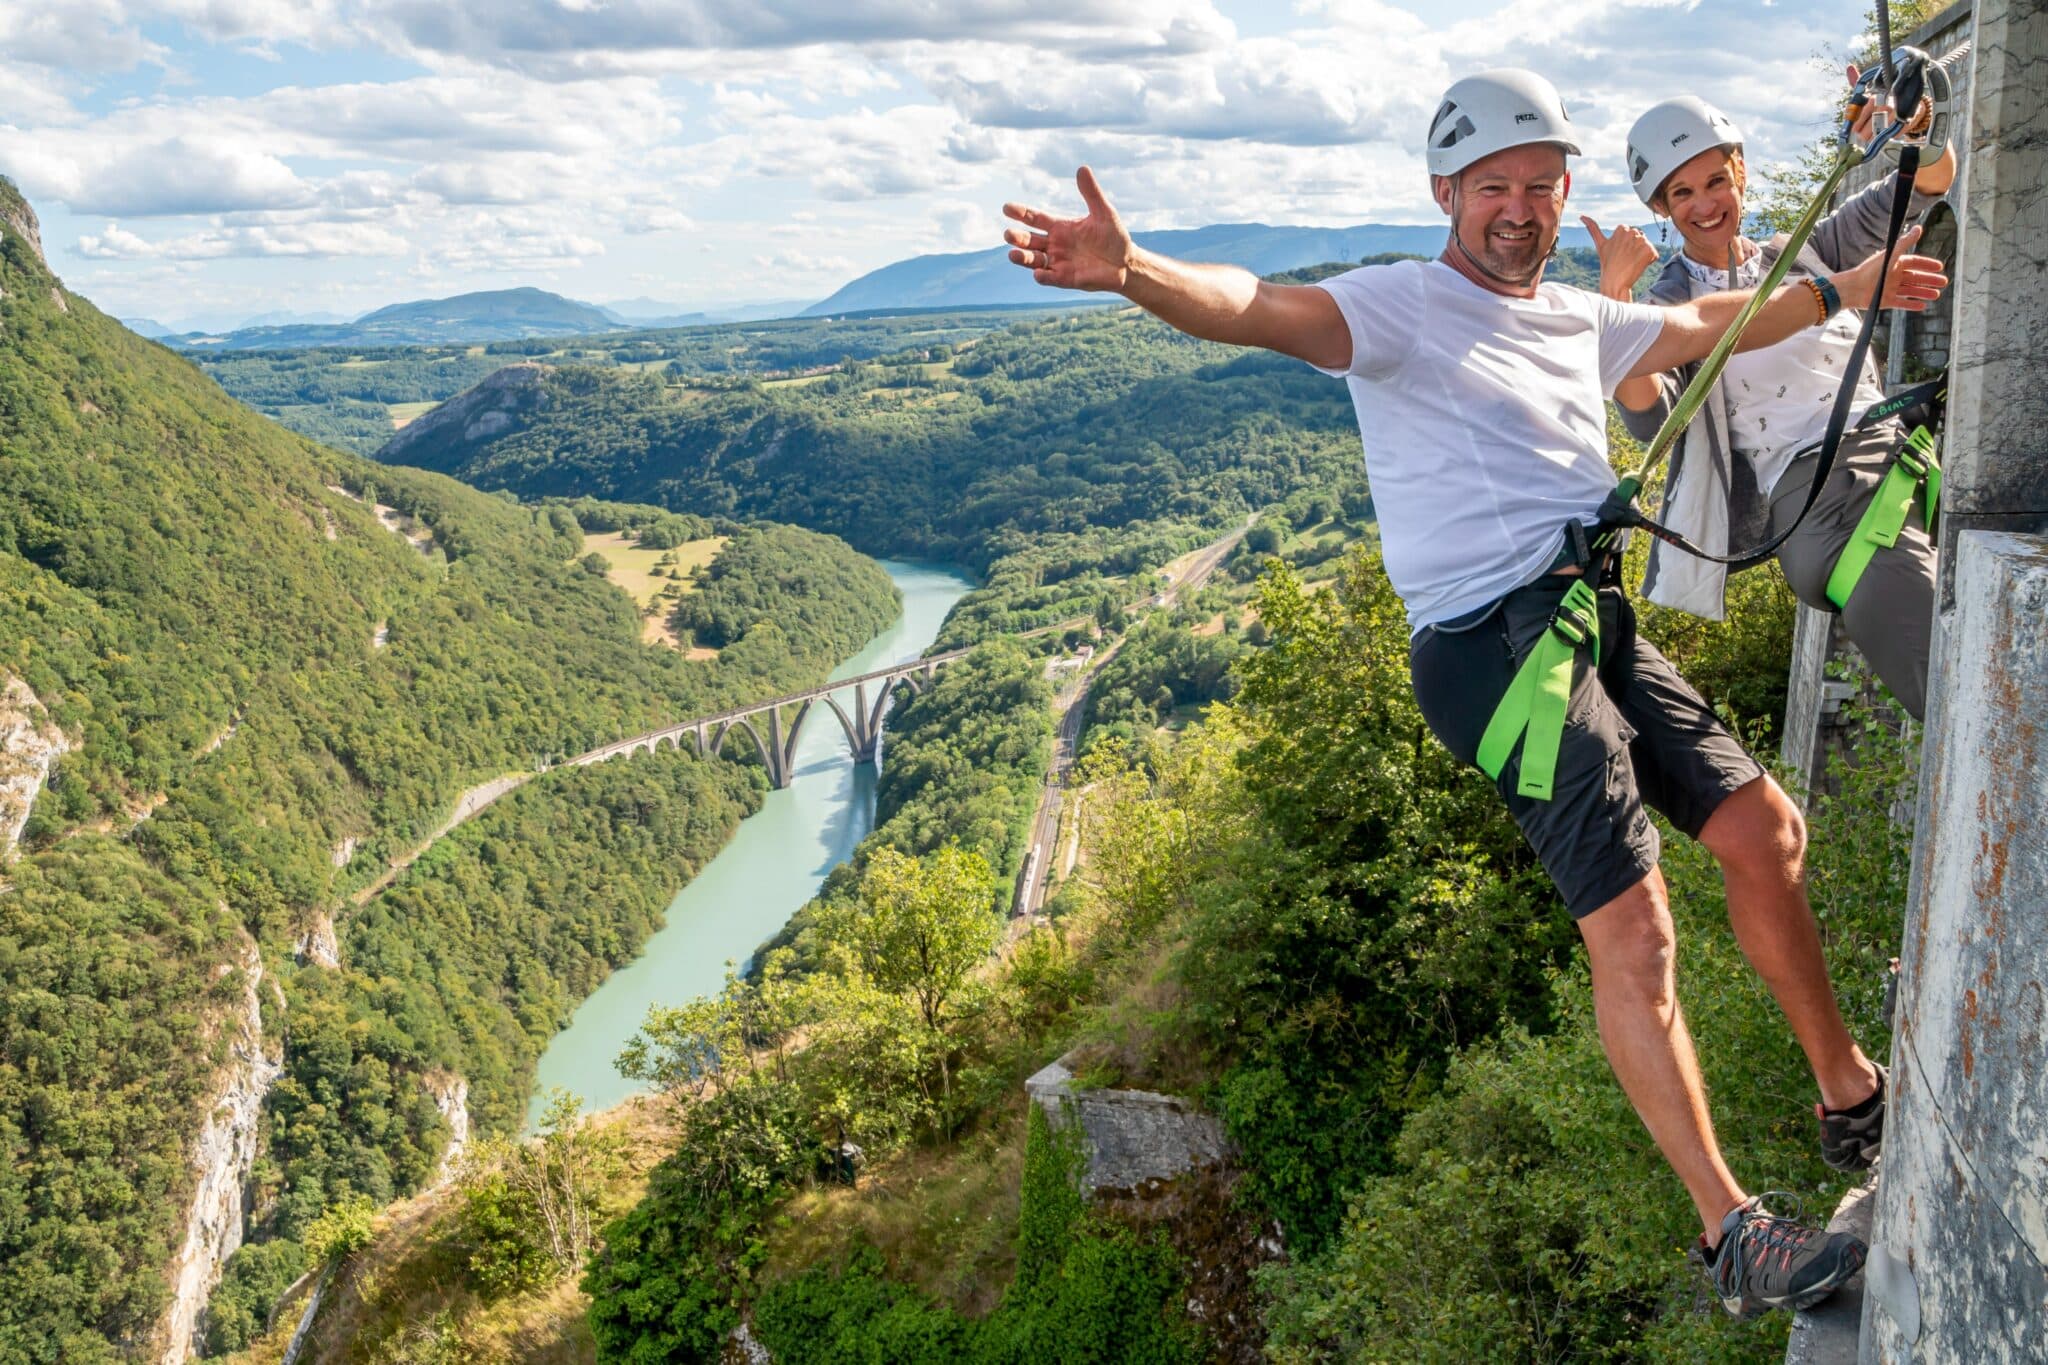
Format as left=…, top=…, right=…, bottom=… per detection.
left=1472, top=229, right=1552, bottom=280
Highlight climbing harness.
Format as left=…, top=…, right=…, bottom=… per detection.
left=1477, top=578, right=1601, bottom=799
left=1482, top=30, right=1961, bottom=800
left=1827, top=423, right=1941, bottom=608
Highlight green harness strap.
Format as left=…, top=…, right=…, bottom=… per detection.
left=1825, top=425, right=1942, bottom=609
left=1477, top=578, right=1602, bottom=801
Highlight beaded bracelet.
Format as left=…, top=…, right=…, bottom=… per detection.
left=1810, top=276, right=1843, bottom=325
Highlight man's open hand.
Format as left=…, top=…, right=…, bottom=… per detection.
left=1003, top=167, right=1134, bottom=292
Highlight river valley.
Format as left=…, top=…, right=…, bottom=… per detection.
left=524, top=559, right=974, bottom=1127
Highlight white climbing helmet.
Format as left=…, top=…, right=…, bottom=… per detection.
left=1626, top=97, right=1744, bottom=207
left=1425, top=69, right=1582, bottom=178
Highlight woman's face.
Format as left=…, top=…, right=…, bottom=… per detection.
left=1657, top=146, right=1745, bottom=262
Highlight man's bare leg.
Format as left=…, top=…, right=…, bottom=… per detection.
left=1579, top=868, right=1747, bottom=1241
left=1696, top=775, right=1880, bottom=1112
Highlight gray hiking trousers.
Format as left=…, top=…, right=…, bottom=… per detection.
left=1767, top=424, right=1936, bottom=720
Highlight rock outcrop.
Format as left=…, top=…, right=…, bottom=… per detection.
left=294, top=911, right=340, bottom=968
left=157, top=940, right=284, bottom=1364
left=376, top=362, right=553, bottom=463
left=424, top=1071, right=472, bottom=1187
left=1025, top=1056, right=1229, bottom=1193
left=1024, top=1054, right=1279, bottom=1363
left=0, top=174, right=47, bottom=269
left=1, top=675, right=69, bottom=858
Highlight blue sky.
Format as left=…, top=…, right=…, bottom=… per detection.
left=0, top=0, right=1873, bottom=329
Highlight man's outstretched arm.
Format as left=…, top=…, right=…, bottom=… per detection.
left=1004, top=167, right=1354, bottom=372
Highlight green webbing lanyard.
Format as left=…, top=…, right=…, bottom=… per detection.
left=1826, top=424, right=1942, bottom=608
left=1477, top=578, right=1600, bottom=800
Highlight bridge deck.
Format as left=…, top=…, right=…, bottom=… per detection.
left=575, top=645, right=974, bottom=761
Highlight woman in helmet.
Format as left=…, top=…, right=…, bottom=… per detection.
left=1597, top=79, right=1954, bottom=719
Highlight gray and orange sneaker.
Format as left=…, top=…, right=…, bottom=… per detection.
left=1817, top=1064, right=1887, bottom=1171
left=1693, top=1194, right=1866, bottom=1318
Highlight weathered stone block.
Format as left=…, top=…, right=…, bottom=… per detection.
left=1025, top=1057, right=1230, bottom=1194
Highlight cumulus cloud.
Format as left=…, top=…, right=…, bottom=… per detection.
left=0, top=2, right=166, bottom=73
left=77, top=217, right=408, bottom=258
left=6, top=135, right=311, bottom=216
left=751, top=248, right=855, bottom=275
left=350, top=0, right=1233, bottom=73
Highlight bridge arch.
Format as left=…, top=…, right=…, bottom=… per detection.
left=813, top=695, right=870, bottom=760
left=710, top=716, right=776, bottom=784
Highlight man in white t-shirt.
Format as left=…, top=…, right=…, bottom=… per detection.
left=1001, top=68, right=1946, bottom=1318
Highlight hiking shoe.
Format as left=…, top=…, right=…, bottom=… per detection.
left=1817, top=1064, right=1887, bottom=1171
left=1694, top=1194, right=1866, bottom=1317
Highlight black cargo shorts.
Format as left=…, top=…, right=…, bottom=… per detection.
left=1409, top=573, right=1763, bottom=918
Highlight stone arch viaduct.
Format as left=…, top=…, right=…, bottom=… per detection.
left=567, top=647, right=970, bottom=788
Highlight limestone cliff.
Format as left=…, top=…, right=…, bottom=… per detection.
left=424, top=1070, right=472, bottom=1188
left=294, top=910, right=340, bottom=968
left=376, top=362, right=553, bottom=463
left=1, top=675, right=69, bottom=859
left=156, top=940, right=283, bottom=1364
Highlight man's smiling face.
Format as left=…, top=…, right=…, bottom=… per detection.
left=1435, top=144, right=1570, bottom=287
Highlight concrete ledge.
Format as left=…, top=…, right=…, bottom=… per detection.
left=1786, top=1173, right=1879, bottom=1365
left=1867, top=530, right=2048, bottom=1362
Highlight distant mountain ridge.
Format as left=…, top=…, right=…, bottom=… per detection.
left=805, top=221, right=1618, bottom=315
left=165, top=286, right=630, bottom=351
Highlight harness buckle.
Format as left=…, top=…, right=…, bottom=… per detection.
left=1897, top=426, right=1938, bottom=481
left=1549, top=582, right=1598, bottom=648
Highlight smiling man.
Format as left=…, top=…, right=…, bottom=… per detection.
left=1002, top=67, right=1948, bottom=1318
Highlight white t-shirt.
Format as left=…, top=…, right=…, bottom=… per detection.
left=1312, top=259, right=1667, bottom=631
left=1679, top=251, right=1886, bottom=494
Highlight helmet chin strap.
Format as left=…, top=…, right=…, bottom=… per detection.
left=1446, top=179, right=1554, bottom=290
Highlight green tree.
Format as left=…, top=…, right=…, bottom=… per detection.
left=826, top=846, right=1000, bottom=1119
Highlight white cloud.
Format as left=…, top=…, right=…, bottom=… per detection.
left=751, top=248, right=855, bottom=275
left=77, top=217, right=409, bottom=258
left=5, top=134, right=311, bottom=215
left=0, top=2, right=166, bottom=73
left=349, top=0, right=1234, bottom=74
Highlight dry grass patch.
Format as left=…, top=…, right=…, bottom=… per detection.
left=762, top=1110, right=1028, bottom=1317
left=386, top=400, right=438, bottom=429
left=228, top=1097, right=677, bottom=1365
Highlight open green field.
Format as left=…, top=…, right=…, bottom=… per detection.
left=581, top=531, right=727, bottom=652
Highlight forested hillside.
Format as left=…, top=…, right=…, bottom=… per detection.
left=191, top=309, right=1063, bottom=455
left=374, top=308, right=1364, bottom=571
left=0, top=177, right=898, bottom=1362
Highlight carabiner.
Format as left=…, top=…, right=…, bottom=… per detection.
left=1842, top=46, right=1932, bottom=162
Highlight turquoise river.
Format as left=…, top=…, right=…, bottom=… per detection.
left=524, top=560, right=974, bottom=1127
